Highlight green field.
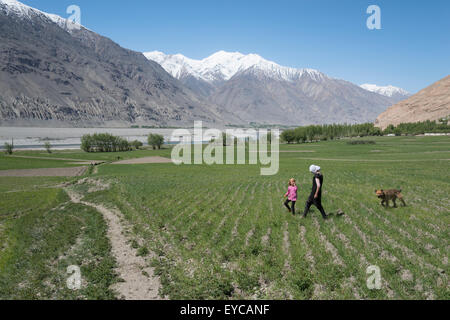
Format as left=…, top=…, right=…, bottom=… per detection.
left=0, top=136, right=449, bottom=299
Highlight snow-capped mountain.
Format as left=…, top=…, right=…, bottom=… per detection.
left=144, top=50, right=327, bottom=84
left=0, top=0, right=83, bottom=32
left=360, top=84, right=410, bottom=102
left=145, top=51, right=403, bottom=125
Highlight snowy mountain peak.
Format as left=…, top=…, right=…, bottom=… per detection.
left=360, top=83, right=410, bottom=98
left=143, top=50, right=327, bottom=83
left=1, top=0, right=33, bottom=17
left=0, top=0, right=84, bottom=32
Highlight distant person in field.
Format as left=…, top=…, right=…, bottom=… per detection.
left=284, top=178, right=298, bottom=215
left=302, top=165, right=328, bottom=219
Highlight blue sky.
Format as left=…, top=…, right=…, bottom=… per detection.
left=22, top=0, right=450, bottom=93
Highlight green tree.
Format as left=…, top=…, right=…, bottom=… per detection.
left=44, top=142, right=52, bottom=154
left=148, top=134, right=165, bottom=150
left=281, top=130, right=295, bottom=144
left=4, top=142, right=13, bottom=155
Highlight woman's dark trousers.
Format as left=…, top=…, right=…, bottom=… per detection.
left=303, top=196, right=327, bottom=219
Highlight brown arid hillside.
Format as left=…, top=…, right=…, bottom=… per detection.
left=375, top=75, right=450, bottom=129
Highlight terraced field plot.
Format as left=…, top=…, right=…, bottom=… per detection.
left=1, top=136, right=449, bottom=299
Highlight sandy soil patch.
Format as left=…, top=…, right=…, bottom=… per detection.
left=113, top=156, right=172, bottom=164
left=0, top=166, right=87, bottom=177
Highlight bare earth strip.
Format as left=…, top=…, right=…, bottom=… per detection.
left=282, top=222, right=292, bottom=273
left=10, top=155, right=103, bottom=164
left=0, top=166, right=87, bottom=177
left=113, top=156, right=172, bottom=164
left=248, top=150, right=315, bottom=153
left=65, top=186, right=163, bottom=300
left=296, top=157, right=450, bottom=162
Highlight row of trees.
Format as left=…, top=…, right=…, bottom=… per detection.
left=81, top=133, right=165, bottom=153
left=280, top=120, right=450, bottom=144
left=383, top=120, right=449, bottom=136
left=3, top=133, right=165, bottom=154
left=281, top=123, right=381, bottom=143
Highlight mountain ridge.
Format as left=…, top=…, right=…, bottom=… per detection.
left=144, top=50, right=327, bottom=84
left=0, top=0, right=233, bottom=127
left=0, top=0, right=416, bottom=127
left=375, top=76, right=450, bottom=129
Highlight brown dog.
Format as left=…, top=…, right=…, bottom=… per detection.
left=375, top=189, right=406, bottom=208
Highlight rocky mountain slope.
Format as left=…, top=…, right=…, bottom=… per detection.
left=145, top=51, right=405, bottom=125
left=375, top=75, right=450, bottom=129
left=0, top=0, right=228, bottom=127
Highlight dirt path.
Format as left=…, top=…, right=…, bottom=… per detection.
left=113, top=156, right=172, bottom=164
left=0, top=166, right=87, bottom=177
left=65, top=187, right=162, bottom=300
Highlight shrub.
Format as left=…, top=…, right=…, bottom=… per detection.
left=347, top=140, right=376, bottom=145
left=131, top=140, right=143, bottom=150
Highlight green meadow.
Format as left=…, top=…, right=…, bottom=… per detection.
left=0, top=136, right=449, bottom=299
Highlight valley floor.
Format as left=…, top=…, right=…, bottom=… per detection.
left=0, top=136, right=449, bottom=299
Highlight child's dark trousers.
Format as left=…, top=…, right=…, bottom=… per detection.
left=284, top=199, right=296, bottom=215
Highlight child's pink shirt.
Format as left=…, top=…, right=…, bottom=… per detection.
left=285, top=185, right=298, bottom=201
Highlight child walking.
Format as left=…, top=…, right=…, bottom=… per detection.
left=284, top=178, right=298, bottom=215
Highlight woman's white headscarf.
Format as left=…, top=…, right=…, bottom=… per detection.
left=309, top=165, right=321, bottom=174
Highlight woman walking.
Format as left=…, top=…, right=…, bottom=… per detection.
left=302, top=165, right=328, bottom=219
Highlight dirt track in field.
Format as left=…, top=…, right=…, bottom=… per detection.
left=0, top=166, right=87, bottom=177
left=112, top=156, right=172, bottom=164
left=65, top=183, right=163, bottom=300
